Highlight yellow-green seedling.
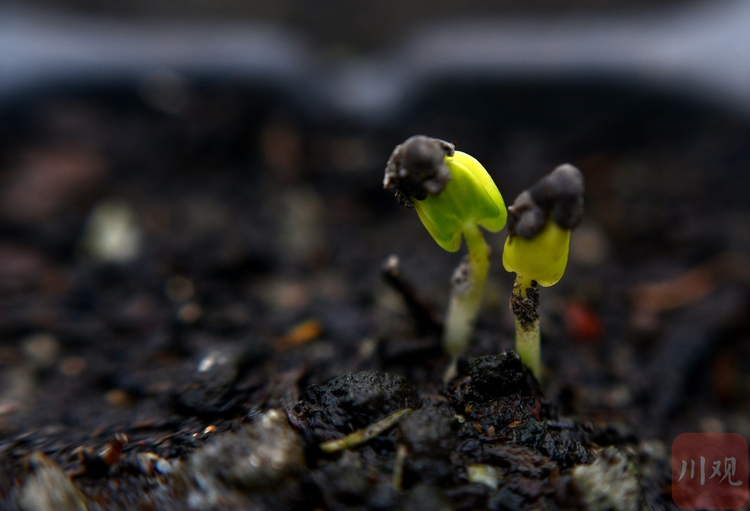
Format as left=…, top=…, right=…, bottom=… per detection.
left=502, top=164, right=584, bottom=379
left=384, top=135, right=506, bottom=354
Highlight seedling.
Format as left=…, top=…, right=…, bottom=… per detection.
left=502, top=164, right=584, bottom=379
left=384, top=136, right=507, bottom=354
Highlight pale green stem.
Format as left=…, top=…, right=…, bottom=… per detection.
left=443, top=223, right=490, bottom=355
left=513, top=275, right=541, bottom=380
left=515, top=316, right=540, bottom=380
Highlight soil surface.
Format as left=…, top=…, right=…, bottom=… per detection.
left=0, top=78, right=749, bottom=510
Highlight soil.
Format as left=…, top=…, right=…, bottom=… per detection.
left=0, top=78, right=749, bottom=510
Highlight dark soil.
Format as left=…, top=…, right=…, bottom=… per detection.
left=0, top=78, right=749, bottom=510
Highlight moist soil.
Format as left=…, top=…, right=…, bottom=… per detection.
left=0, top=79, right=749, bottom=510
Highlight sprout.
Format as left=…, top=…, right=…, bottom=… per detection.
left=384, top=136, right=506, bottom=354
left=502, top=164, right=584, bottom=379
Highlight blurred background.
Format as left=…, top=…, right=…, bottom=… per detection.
left=3, top=0, right=750, bottom=118
left=3, top=0, right=691, bottom=55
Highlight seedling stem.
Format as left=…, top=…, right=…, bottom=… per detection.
left=443, top=222, right=490, bottom=355
left=512, top=279, right=541, bottom=379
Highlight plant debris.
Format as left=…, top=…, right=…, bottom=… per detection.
left=319, top=408, right=412, bottom=453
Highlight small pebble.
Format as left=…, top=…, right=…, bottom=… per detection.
left=569, top=223, right=610, bottom=266
left=99, top=433, right=128, bottom=467
left=0, top=401, right=20, bottom=416
left=137, top=452, right=171, bottom=476
left=19, top=452, right=87, bottom=511
left=264, top=280, right=309, bottom=311
left=277, top=319, right=323, bottom=349
left=79, top=200, right=142, bottom=263
left=602, top=385, right=632, bottom=408
left=197, top=351, right=229, bottom=373
left=572, top=448, right=641, bottom=511
left=278, top=188, right=325, bottom=265
left=185, top=409, right=304, bottom=505
left=357, top=338, right=377, bottom=360
left=178, top=302, right=202, bottom=323
left=20, top=333, right=60, bottom=370
left=466, top=464, right=499, bottom=489
left=59, top=357, right=87, bottom=377
left=104, top=389, right=132, bottom=407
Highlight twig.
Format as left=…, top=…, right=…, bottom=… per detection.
left=320, top=408, right=412, bottom=453
left=381, top=255, right=442, bottom=336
